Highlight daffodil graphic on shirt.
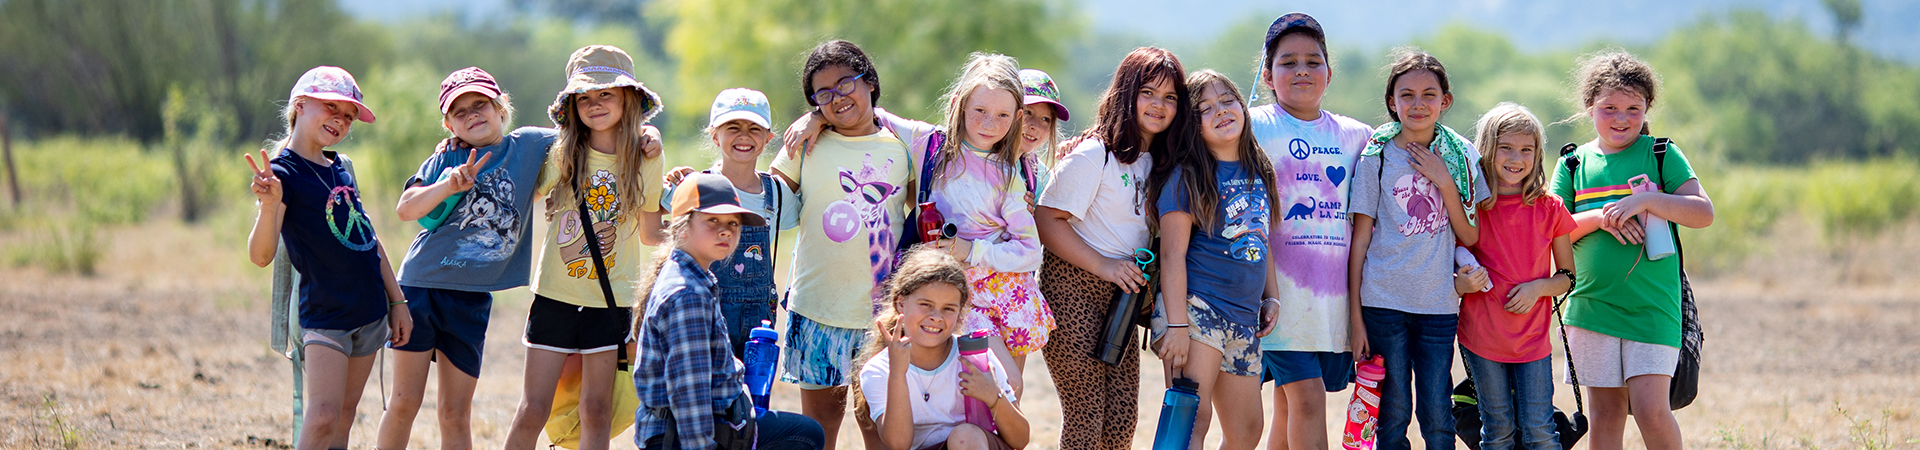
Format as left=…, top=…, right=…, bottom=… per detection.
left=558, top=170, right=623, bottom=279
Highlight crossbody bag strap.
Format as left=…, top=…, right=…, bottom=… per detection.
left=1553, top=141, right=1585, bottom=415
left=575, top=194, right=629, bottom=371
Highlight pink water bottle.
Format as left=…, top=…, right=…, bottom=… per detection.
left=1342, top=356, right=1386, bottom=450
left=959, top=331, right=998, bottom=433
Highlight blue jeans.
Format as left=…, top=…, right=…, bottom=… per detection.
left=1362, top=307, right=1457, bottom=450
left=642, top=409, right=825, bottom=450
left=1461, top=347, right=1560, bottom=450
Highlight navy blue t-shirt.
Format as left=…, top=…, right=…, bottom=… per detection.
left=271, top=149, right=388, bottom=330
left=1155, top=160, right=1271, bottom=327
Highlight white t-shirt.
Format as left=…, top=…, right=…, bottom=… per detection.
left=1250, top=105, right=1373, bottom=352
left=859, top=343, right=1017, bottom=450
left=1036, top=139, right=1153, bottom=260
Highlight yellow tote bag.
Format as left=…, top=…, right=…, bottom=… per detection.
left=545, top=349, right=640, bottom=449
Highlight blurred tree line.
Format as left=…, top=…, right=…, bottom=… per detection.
left=0, top=0, right=1916, bottom=224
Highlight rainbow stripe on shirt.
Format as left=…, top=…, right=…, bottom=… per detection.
left=1570, top=183, right=1633, bottom=213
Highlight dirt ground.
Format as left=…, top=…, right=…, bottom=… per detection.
left=2, top=219, right=1916, bottom=449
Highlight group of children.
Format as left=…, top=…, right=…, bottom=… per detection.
left=250, top=11, right=1713, bottom=450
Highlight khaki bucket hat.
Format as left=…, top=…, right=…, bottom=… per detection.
left=547, top=45, right=663, bottom=127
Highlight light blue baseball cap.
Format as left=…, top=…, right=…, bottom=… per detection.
left=709, top=88, right=773, bottom=129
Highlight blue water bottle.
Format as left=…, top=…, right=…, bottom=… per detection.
left=743, top=320, right=780, bottom=411
left=1152, top=377, right=1201, bottom=450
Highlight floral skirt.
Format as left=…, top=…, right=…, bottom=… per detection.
left=961, top=267, right=1054, bottom=356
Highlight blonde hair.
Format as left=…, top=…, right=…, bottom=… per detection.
left=848, top=245, right=970, bottom=420
left=548, top=87, right=656, bottom=230
left=439, top=93, right=516, bottom=137
left=1473, top=102, right=1549, bottom=207
left=934, top=53, right=1027, bottom=186
left=261, top=100, right=303, bottom=153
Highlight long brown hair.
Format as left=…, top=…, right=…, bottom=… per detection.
left=934, top=53, right=1027, bottom=187
left=1082, top=47, right=1191, bottom=166
left=847, top=245, right=970, bottom=420
left=1472, top=102, right=1549, bottom=208
left=548, top=87, right=656, bottom=230
left=1153, top=70, right=1281, bottom=231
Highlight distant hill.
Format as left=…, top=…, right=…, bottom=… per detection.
left=338, top=0, right=1919, bottom=63
left=1081, top=0, right=1919, bottom=63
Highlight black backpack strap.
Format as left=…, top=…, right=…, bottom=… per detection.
left=1650, top=138, right=1684, bottom=268
left=575, top=194, right=630, bottom=371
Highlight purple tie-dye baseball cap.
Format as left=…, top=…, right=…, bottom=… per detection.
left=1018, top=69, right=1069, bottom=122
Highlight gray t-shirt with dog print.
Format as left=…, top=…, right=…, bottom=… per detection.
left=397, top=126, right=557, bottom=291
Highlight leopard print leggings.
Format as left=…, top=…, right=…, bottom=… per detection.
left=1039, top=252, right=1140, bottom=450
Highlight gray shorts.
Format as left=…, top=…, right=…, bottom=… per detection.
left=1564, top=325, right=1679, bottom=387
left=302, top=317, right=390, bottom=358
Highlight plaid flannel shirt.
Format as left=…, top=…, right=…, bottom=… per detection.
left=635, top=249, right=747, bottom=450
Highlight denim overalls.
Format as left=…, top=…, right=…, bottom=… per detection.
left=710, top=173, right=781, bottom=360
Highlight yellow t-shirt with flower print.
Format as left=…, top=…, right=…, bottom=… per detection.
left=530, top=147, right=663, bottom=308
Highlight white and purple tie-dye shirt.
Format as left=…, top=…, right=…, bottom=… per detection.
left=928, top=146, right=1043, bottom=273
left=1251, top=105, right=1372, bottom=352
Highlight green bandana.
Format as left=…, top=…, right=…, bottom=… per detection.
left=1362, top=122, right=1478, bottom=226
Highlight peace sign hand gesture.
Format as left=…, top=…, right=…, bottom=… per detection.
left=442, top=150, right=494, bottom=193
left=245, top=149, right=283, bottom=205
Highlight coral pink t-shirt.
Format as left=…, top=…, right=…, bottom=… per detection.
left=1459, top=194, right=1576, bottom=363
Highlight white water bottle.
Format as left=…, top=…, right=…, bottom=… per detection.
left=1629, top=175, right=1677, bottom=261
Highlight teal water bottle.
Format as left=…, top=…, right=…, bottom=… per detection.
left=1152, top=377, right=1200, bottom=450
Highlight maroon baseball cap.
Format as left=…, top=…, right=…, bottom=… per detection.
left=439, top=67, right=503, bottom=114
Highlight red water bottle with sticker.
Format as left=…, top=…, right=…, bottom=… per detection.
left=1342, top=356, right=1386, bottom=450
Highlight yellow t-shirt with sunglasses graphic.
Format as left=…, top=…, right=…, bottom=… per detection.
left=770, top=128, right=913, bottom=329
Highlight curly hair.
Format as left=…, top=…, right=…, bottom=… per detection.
left=801, top=40, right=882, bottom=107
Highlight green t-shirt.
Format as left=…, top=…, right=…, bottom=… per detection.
left=1548, top=135, right=1696, bottom=347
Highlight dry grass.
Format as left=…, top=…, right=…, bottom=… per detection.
left=1, top=213, right=1916, bottom=449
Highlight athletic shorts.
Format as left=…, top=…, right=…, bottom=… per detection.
left=1564, top=325, right=1680, bottom=387
left=392, top=286, right=492, bottom=377
left=523, top=295, right=631, bottom=355
left=303, top=317, right=389, bottom=358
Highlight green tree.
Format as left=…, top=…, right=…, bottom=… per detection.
left=659, top=0, right=1077, bottom=144
left=0, top=0, right=385, bottom=143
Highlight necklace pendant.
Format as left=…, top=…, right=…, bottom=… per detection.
left=922, top=392, right=930, bottom=402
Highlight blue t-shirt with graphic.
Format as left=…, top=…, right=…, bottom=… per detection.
left=1156, top=160, right=1271, bottom=327
left=397, top=127, right=557, bottom=291
left=271, top=149, right=388, bottom=330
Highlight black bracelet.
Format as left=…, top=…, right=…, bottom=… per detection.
left=1554, top=268, right=1576, bottom=284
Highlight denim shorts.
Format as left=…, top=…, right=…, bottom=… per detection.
left=1261, top=350, right=1355, bottom=390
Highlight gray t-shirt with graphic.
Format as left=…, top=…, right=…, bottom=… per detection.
left=397, top=127, right=556, bottom=291
left=1349, top=143, right=1490, bottom=315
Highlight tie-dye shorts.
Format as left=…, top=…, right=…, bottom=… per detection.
left=1165, top=295, right=1262, bottom=377
left=779, top=310, right=871, bottom=389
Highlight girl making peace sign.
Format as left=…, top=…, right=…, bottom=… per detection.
left=245, top=66, right=413, bottom=450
